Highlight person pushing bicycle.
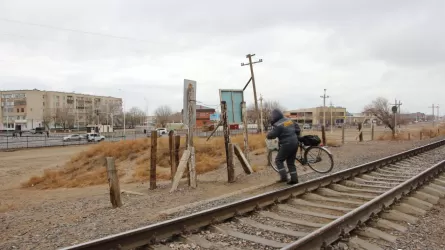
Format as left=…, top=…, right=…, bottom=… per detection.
left=266, top=109, right=301, bottom=185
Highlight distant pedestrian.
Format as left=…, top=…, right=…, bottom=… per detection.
left=46, top=131, right=49, bottom=137
left=19, top=131, right=22, bottom=137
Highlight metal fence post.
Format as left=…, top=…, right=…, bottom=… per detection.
left=6, top=135, right=8, bottom=149
left=27, top=136, right=29, bottom=148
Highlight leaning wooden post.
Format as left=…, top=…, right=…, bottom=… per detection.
left=241, top=101, right=250, bottom=162
left=105, top=157, right=122, bottom=208
left=169, top=131, right=176, bottom=180
left=341, top=124, right=345, bottom=144
left=371, top=123, right=375, bottom=141
left=321, top=125, right=326, bottom=146
left=150, top=130, right=157, bottom=190
left=420, top=131, right=423, bottom=140
left=221, top=101, right=233, bottom=182
left=187, top=84, right=197, bottom=188
left=408, top=133, right=411, bottom=140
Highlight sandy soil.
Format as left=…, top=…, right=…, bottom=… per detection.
left=0, top=132, right=444, bottom=249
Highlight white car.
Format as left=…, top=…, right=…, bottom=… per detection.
left=63, top=134, right=82, bottom=142
left=156, top=128, right=167, bottom=136
left=87, top=133, right=105, bottom=142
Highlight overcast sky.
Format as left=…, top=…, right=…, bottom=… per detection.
left=0, top=0, right=443, bottom=115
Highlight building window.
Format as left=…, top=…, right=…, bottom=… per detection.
left=17, top=108, right=20, bottom=113
left=21, top=108, right=24, bottom=112
left=43, top=102, right=45, bottom=106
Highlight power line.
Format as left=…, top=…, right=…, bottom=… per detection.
left=0, top=17, right=158, bottom=44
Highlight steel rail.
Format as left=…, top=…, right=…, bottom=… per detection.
left=61, top=139, right=445, bottom=250
left=282, top=159, right=445, bottom=250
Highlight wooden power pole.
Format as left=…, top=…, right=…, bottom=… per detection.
left=241, top=54, right=262, bottom=132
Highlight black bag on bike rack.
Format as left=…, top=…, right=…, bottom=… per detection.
left=300, top=135, right=321, bottom=146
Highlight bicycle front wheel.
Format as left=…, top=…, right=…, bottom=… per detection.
left=267, top=149, right=280, bottom=173
left=304, top=146, right=334, bottom=173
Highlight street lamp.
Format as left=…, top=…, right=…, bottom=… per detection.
left=118, top=89, right=126, bottom=136
left=144, top=97, right=149, bottom=133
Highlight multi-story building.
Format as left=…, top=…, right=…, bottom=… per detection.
left=284, top=106, right=347, bottom=126
left=181, top=105, right=216, bottom=128
left=0, top=89, right=122, bottom=131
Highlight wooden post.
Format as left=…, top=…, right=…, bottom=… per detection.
left=150, top=130, right=157, bottom=190
left=241, top=101, right=250, bottom=162
left=187, top=85, right=197, bottom=188
left=189, top=147, right=196, bottom=188
left=221, top=101, right=233, bottom=182
left=420, top=131, right=423, bottom=140
left=227, top=143, right=235, bottom=183
left=321, top=125, right=326, bottom=146
left=341, top=124, right=345, bottom=144
left=358, top=123, right=363, bottom=142
left=169, top=131, right=176, bottom=180
left=371, top=123, right=375, bottom=141
left=105, top=157, right=122, bottom=208
left=175, top=135, right=180, bottom=169
left=408, top=133, right=411, bottom=140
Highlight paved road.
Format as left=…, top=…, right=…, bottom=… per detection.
left=0, top=129, right=260, bottom=150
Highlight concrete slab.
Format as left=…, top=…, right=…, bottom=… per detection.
left=356, top=227, right=397, bottom=243
left=211, top=225, right=287, bottom=248
left=330, top=183, right=384, bottom=195
left=375, top=219, right=407, bottom=232
left=361, top=174, right=404, bottom=183
left=259, top=211, right=324, bottom=228
left=235, top=217, right=308, bottom=237
left=403, top=196, right=434, bottom=210
left=421, top=186, right=445, bottom=198
left=181, top=234, right=214, bottom=249
left=303, top=193, right=363, bottom=206
left=277, top=204, right=339, bottom=220
left=341, top=180, right=391, bottom=190
left=413, top=191, right=440, bottom=204
left=381, top=210, right=418, bottom=224
left=318, top=187, right=375, bottom=200
left=349, top=236, right=384, bottom=250
left=394, top=202, right=427, bottom=216
left=289, top=198, right=352, bottom=212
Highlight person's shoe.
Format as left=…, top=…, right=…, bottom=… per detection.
left=287, top=180, right=298, bottom=185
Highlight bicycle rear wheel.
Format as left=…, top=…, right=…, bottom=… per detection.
left=304, top=146, right=334, bottom=173
left=267, top=149, right=280, bottom=173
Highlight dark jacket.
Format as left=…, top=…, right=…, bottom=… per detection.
left=266, top=109, right=300, bottom=145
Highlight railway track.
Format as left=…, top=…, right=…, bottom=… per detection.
left=62, top=139, right=445, bottom=250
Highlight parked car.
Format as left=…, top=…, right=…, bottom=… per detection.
left=87, top=133, right=105, bottom=142
left=30, top=127, right=45, bottom=134
left=157, top=128, right=167, bottom=135
left=303, top=124, right=311, bottom=129
left=63, top=134, right=82, bottom=142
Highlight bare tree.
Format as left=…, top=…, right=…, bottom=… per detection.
left=364, top=97, right=395, bottom=135
left=56, top=107, right=75, bottom=130
left=125, top=107, right=146, bottom=128
left=155, top=105, right=173, bottom=127
left=247, top=100, right=285, bottom=130
left=42, top=108, right=52, bottom=129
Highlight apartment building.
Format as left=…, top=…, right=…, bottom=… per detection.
left=0, top=89, right=122, bottom=131
left=284, top=106, right=347, bottom=126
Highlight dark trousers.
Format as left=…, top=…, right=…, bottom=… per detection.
left=275, top=142, right=298, bottom=181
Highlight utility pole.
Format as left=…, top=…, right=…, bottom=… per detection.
left=330, top=100, right=334, bottom=133
left=320, top=89, right=329, bottom=127
left=390, top=99, right=402, bottom=132
left=436, top=105, right=440, bottom=121
left=259, top=94, right=264, bottom=134
left=241, top=54, right=263, bottom=132
left=428, top=104, right=436, bottom=127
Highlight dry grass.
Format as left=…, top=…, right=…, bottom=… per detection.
left=378, top=124, right=445, bottom=141
left=23, top=134, right=266, bottom=189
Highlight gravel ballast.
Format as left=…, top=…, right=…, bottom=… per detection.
left=1, top=137, right=445, bottom=250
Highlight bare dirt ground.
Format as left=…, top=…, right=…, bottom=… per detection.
left=1, top=134, right=444, bottom=249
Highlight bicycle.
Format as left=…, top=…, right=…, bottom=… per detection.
left=266, top=136, right=334, bottom=174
